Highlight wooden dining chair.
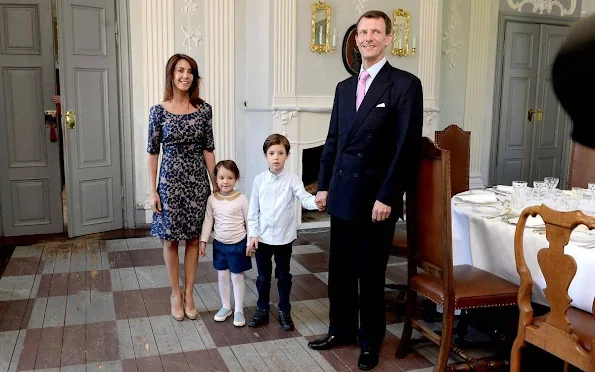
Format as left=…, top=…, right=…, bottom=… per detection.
left=435, top=125, right=470, bottom=197
left=567, top=141, right=595, bottom=189
left=510, top=205, right=595, bottom=371
left=396, top=137, right=519, bottom=371
left=385, top=212, right=409, bottom=301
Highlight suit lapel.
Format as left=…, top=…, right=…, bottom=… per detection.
left=341, top=62, right=393, bottom=150
left=344, top=75, right=357, bottom=127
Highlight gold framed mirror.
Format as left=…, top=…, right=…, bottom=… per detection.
left=392, top=9, right=415, bottom=57
left=311, top=1, right=334, bottom=53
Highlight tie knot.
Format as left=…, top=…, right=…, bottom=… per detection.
left=359, top=71, right=370, bottom=82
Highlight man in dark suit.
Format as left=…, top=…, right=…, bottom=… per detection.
left=307, top=10, right=423, bottom=371
left=552, top=14, right=595, bottom=183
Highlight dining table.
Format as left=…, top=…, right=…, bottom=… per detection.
left=451, top=187, right=595, bottom=314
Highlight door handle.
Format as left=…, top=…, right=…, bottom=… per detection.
left=528, top=109, right=536, bottom=122
left=65, top=110, right=76, bottom=129
left=44, top=110, right=57, bottom=128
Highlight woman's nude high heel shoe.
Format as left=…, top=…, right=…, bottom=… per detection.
left=184, top=292, right=198, bottom=320
left=171, top=294, right=184, bottom=321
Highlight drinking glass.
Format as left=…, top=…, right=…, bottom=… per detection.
left=533, top=180, right=546, bottom=199
left=544, top=177, right=559, bottom=198
left=568, top=187, right=582, bottom=210
left=511, top=181, right=527, bottom=211
left=551, top=189, right=565, bottom=210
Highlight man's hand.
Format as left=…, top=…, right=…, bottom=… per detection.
left=315, top=191, right=328, bottom=211
left=372, top=200, right=391, bottom=223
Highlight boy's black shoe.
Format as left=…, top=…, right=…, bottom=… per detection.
left=248, top=309, right=269, bottom=327
left=279, top=310, right=294, bottom=331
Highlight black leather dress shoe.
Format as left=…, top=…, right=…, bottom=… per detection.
left=248, top=309, right=269, bottom=327
left=358, top=347, right=379, bottom=371
left=278, top=311, right=294, bottom=331
left=307, top=335, right=357, bottom=350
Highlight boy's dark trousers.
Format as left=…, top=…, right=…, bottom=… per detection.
left=255, top=242, right=293, bottom=312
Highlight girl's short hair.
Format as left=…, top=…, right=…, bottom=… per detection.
left=215, top=160, right=240, bottom=179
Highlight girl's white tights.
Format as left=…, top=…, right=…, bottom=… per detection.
left=217, top=269, right=245, bottom=313
left=217, top=270, right=231, bottom=310
left=231, top=273, right=245, bottom=313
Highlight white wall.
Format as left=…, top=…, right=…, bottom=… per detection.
left=241, top=0, right=427, bottom=200
left=294, top=0, right=421, bottom=96
left=439, top=0, right=470, bottom=130
left=583, top=0, right=595, bottom=15
left=128, top=0, right=206, bottom=226
left=438, top=0, right=584, bottom=187
left=126, top=0, right=441, bottom=227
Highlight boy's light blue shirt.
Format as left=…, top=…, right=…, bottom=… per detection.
left=247, top=168, right=318, bottom=245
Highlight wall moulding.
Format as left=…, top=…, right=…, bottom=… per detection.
left=503, top=0, right=580, bottom=16
left=248, top=96, right=441, bottom=117
left=442, top=0, right=462, bottom=70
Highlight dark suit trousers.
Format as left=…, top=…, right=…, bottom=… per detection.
left=328, top=215, right=394, bottom=348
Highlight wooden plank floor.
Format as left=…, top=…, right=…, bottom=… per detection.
left=0, top=229, right=498, bottom=372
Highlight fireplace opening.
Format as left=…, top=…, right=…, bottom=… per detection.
left=301, top=145, right=329, bottom=224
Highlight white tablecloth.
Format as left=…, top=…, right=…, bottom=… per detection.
left=452, top=196, right=595, bottom=313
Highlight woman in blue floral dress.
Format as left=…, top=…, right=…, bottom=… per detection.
left=147, top=54, right=217, bottom=321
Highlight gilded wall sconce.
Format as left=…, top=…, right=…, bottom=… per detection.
left=392, top=8, right=416, bottom=57
left=311, top=1, right=336, bottom=53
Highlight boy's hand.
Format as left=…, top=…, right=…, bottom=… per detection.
left=249, top=237, right=258, bottom=251
left=199, top=241, right=206, bottom=257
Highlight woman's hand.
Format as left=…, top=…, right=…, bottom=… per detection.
left=149, top=191, right=162, bottom=214
left=199, top=241, right=206, bottom=257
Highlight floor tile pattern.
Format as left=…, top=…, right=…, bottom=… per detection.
left=0, top=229, right=482, bottom=371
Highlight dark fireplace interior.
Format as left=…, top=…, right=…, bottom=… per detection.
left=301, top=145, right=329, bottom=223
left=302, top=145, right=324, bottom=195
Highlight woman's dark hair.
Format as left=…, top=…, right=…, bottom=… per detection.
left=163, top=53, right=204, bottom=108
left=215, top=160, right=240, bottom=179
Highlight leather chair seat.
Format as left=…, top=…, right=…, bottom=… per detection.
left=532, top=307, right=595, bottom=352
left=410, top=264, right=519, bottom=309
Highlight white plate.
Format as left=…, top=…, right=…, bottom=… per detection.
left=507, top=215, right=544, bottom=227
left=570, top=230, right=595, bottom=243
left=472, top=205, right=508, bottom=216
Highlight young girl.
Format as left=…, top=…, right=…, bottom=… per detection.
left=200, top=160, right=251, bottom=326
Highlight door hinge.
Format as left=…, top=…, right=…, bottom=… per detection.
left=115, top=23, right=119, bottom=48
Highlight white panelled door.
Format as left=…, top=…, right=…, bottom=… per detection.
left=0, top=0, right=64, bottom=236
left=58, top=0, right=123, bottom=237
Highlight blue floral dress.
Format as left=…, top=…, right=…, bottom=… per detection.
left=147, top=103, right=214, bottom=241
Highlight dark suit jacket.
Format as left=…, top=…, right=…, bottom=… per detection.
left=552, top=14, right=595, bottom=149
left=318, top=61, right=424, bottom=221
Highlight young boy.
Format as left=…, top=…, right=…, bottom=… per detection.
left=247, top=134, right=321, bottom=331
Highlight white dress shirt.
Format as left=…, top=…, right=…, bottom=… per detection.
left=248, top=169, right=318, bottom=245
left=356, top=57, right=387, bottom=99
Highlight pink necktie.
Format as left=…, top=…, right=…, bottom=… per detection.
left=356, top=71, right=370, bottom=111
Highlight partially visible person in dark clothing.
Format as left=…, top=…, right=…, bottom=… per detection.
left=552, top=14, right=595, bottom=186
